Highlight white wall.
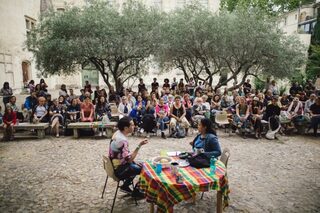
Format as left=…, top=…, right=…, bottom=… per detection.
left=0, top=0, right=40, bottom=92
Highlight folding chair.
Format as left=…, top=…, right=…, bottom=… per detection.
left=101, top=156, right=137, bottom=213
left=201, top=148, right=231, bottom=199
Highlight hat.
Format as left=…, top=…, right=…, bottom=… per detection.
left=272, top=95, right=279, bottom=100
left=253, top=97, right=259, bottom=101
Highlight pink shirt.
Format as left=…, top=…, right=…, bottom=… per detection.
left=155, top=104, right=169, bottom=117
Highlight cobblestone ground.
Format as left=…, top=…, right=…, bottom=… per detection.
left=0, top=131, right=319, bottom=213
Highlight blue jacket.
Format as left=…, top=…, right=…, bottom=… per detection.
left=24, top=96, right=37, bottom=110
left=192, top=133, right=221, bottom=158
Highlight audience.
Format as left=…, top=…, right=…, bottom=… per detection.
left=1, top=76, right=319, bottom=142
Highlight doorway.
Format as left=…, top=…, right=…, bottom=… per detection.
left=22, top=61, right=31, bottom=84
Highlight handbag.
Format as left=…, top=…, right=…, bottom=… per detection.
left=188, top=153, right=210, bottom=168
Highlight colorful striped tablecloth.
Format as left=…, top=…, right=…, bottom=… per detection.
left=140, top=159, right=230, bottom=213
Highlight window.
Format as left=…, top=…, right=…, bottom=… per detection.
left=25, top=16, right=36, bottom=38
left=0, top=53, right=13, bottom=73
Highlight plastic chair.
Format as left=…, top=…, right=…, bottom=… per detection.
left=215, top=111, right=230, bottom=134
left=109, top=103, right=119, bottom=122
left=201, top=148, right=231, bottom=199
left=101, top=156, right=138, bottom=213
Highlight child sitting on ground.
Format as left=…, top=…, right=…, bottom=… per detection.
left=2, top=105, right=17, bottom=141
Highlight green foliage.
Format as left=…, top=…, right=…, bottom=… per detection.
left=253, top=78, right=265, bottom=92
left=156, top=6, right=306, bottom=90
left=27, top=0, right=161, bottom=91
left=279, top=85, right=287, bottom=96
left=220, top=0, right=315, bottom=15
left=306, top=45, right=320, bottom=80
left=291, top=72, right=306, bottom=85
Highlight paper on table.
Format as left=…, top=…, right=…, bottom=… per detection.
left=167, top=151, right=181, bottom=157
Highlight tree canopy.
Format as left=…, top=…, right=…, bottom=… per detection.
left=156, top=6, right=306, bottom=90
left=27, top=0, right=161, bottom=91
left=28, top=1, right=307, bottom=91
left=220, top=0, right=315, bottom=15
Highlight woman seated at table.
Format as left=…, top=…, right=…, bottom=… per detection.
left=80, top=95, right=94, bottom=122
left=49, top=99, right=65, bottom=138
left=109, top=116, right=148, bottom=197
left=190, top=118, right=221, bottom=158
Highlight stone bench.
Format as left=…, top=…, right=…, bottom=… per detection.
left=0, top=122, right=49, bottom=139
left=67, top=122, right=117, bottom=139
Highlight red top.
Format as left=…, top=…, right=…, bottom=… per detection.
left=3, top=111, right=17, bottom=125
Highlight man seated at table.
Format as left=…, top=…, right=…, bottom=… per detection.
left=190, top=118, right=221, bottom=158
left=109, top=116, right=148, bottom=198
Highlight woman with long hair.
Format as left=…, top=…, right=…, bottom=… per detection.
left=190, top=118, right=221, bottom=158
left=49, top=99, right=65, bottom=137
left=2, top=105, right=17, bottom=141
left=250, top=97, right=263, bottom=139
left=1, top=82, right=13, bottom=105
left=96, top=96, right=111, bottom=136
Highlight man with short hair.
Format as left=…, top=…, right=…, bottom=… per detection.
left=243, top=79, right=252, bottom=95
left=305, top=94, right=317, bottom=114
left=151, top=78, right=159, bottom=92
left=138, top=78, right=147, bottom=94
left=109, top=116, right=148, bottom=196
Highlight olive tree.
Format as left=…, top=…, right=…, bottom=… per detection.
left=156, top=6, right=306, bottom=90
left=27, top=0, right=161, bottom=92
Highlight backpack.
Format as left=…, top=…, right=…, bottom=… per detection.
left=141, top=114, right=156, bottom=133
left=172, top=124, right=186, bottom=138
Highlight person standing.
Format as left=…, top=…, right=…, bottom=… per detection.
left=1, top=82, right=13, bottom=106
left=109, top=116, right=148, bottom=197
left=243, top=79, right=252, bottom=95
left=151, top=78, right=159, bottom=92
left=138, top=78, right=147, bottom=94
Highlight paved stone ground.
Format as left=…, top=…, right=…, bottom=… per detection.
left=0, top=131, right=319, bottom=213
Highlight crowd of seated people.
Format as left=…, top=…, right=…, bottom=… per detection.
left=0, top=75, right=320, bottom=141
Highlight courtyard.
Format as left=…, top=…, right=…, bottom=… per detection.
left=0, top=131, right=319, bottom=213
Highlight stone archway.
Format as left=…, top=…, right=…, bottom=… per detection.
left=22, top=61, right=31, bottom=84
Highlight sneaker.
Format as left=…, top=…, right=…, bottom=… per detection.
left=120, top=185, right=133, bottom=194
left=131, top=189, right=145, bottom=199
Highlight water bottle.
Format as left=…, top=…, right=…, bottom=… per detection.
left=210, top=157, right=217, bottom=174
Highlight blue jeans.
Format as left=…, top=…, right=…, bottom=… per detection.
left=158, top=117, right=169, bottom=131
left=310, top=116, right=320, bottom=135
left=115, top=163, right=142, bottom=187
